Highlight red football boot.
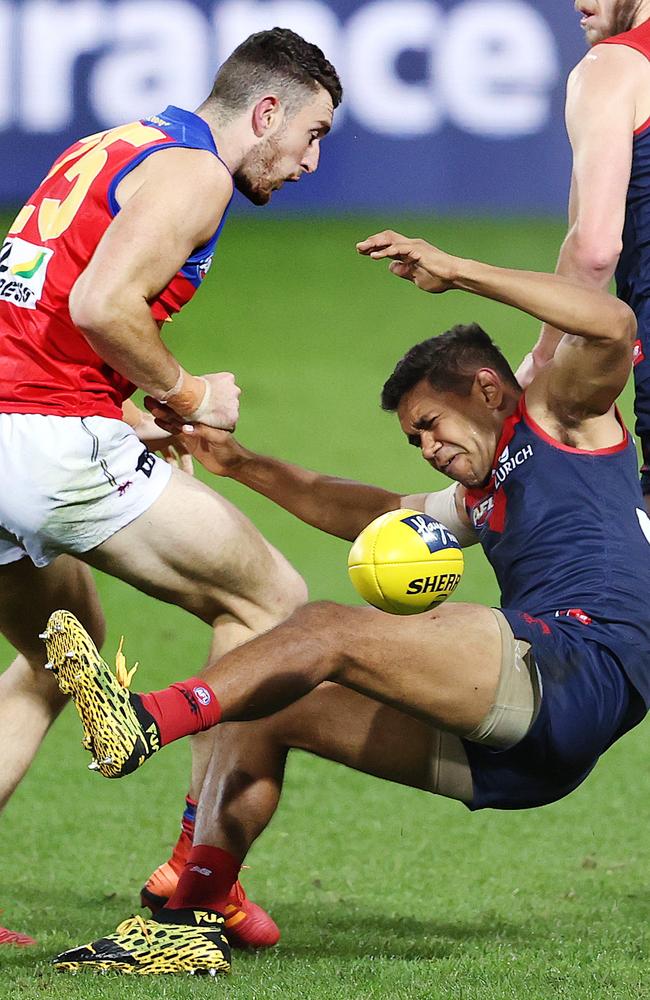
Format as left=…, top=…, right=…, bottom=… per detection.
left=0, top=925, right=36, bottom=946
left=141, top=842, right=279, bottom=950
left=220, top=878, right=280, bottom=950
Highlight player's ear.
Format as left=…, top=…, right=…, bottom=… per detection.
left=252, top=96, right=281, bottom=137
left=474, top=369, right=503, bottom=410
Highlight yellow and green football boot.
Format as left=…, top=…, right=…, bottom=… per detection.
left=53, top=908, right=231, bottom=976
left=41, top=609, right=160, bottom=778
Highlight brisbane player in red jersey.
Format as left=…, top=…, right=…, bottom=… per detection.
left=519, top=0, right=650, bottom=506
left=0, top=28, right=341, bottom=947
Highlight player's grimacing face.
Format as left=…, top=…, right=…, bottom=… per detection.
left=397, top=379, right=499, bottom=489
left=234, top=87, right=333, bottom=206
left=574, top=0, right=641, bottom=45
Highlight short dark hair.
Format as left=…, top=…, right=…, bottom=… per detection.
left=209, top=27, right=342, bottom=117
left=381, top=323, right=520, bottom=411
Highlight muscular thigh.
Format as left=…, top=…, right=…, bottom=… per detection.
left=0, top=555, right=104, bottom=664
left=83, top=468, right=301, bottom=627
left=320, top=601, right=503, bottom=736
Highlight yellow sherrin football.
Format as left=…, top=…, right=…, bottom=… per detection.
left=348, top=508, right=464, bottom=615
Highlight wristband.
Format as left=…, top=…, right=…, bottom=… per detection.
left=186, top=378, right=212, bottom=422
left=158, top=368, right=208, bottom=419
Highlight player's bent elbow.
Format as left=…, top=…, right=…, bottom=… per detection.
left=69, top=281, right=124, bottom=340
left=569, top=231, right=622, bottom=281
left=611, top=301, right=637, bottom=345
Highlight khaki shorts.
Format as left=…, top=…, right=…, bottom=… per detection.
left=429, top=608, right=541, bottom=803
left=0, top=413, right=171, bottom=567
left=466, top=607, right=542, bottom=749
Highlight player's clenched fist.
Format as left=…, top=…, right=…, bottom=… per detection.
left=193, top=372, right=241, bottom=430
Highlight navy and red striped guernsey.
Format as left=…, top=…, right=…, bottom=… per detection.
left=0, top=106, right=233, bottom=420
left=464, top=395, right=650, bottom=706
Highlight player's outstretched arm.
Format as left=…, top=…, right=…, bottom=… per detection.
left=360, top=229, right=636, bottom=416
left=69, top=146, right=240, bottom=430
left=518, top=45, right=638, bottom=385
left=147, top=399, right=411, bottom=541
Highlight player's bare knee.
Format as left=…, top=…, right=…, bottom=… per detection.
left=267, top=562, right=308, bottom=622
left=285, top=601, right=356, bottom=663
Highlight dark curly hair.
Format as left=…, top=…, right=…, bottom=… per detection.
left=209, top=27, right=342, bottom=117
left=381, top=323, right=520, bottom=411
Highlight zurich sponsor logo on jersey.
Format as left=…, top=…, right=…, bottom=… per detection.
left=0, top=236, right=54, bottom=310
left=494, top=442, right=534, bottom=487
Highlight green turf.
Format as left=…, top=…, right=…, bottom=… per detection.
left=1, top=214, right=648, bottom=999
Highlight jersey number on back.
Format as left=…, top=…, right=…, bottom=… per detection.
left=9, top=122, right=165, bottom=243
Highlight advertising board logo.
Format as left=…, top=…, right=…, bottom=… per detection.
left=0, top=238, right=53, bottom=310
left=0, top=1, right=559, bottom=141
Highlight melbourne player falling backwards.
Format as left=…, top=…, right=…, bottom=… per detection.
left=44, top=230, right=650, bottom=977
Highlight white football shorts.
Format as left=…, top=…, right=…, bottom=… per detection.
left=0, top=413, right=172, bottom=567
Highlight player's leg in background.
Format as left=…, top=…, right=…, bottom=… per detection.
left=0, top=554, right=105, bottom=809
left=80, top=466, right=307, bottom=897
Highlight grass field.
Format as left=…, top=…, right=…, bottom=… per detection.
left=2, top=213, right=650, bottom=1000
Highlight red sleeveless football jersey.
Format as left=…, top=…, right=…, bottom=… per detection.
left=0, top=107, right=231, bottom=419
left=599, top=18, right=650, bottom=134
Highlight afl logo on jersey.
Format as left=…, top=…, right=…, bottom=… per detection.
left=471, top=495, right=494, bottom=529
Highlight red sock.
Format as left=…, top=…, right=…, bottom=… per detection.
left=140, top=678, right=221, bottom=747
left=165, top=845, right=241, bottom=912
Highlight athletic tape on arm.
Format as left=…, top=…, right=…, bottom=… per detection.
left=423, top=484, right=478, bottom=548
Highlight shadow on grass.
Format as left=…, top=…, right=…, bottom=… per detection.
left=4, top=887, right=650, bottom=976
left=1, top=903, right=527, bottom=978
left=266, top=904, right=536, bottom=961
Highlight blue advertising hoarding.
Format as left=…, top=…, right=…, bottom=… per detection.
left=1, top=0, right=586, bottom=212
